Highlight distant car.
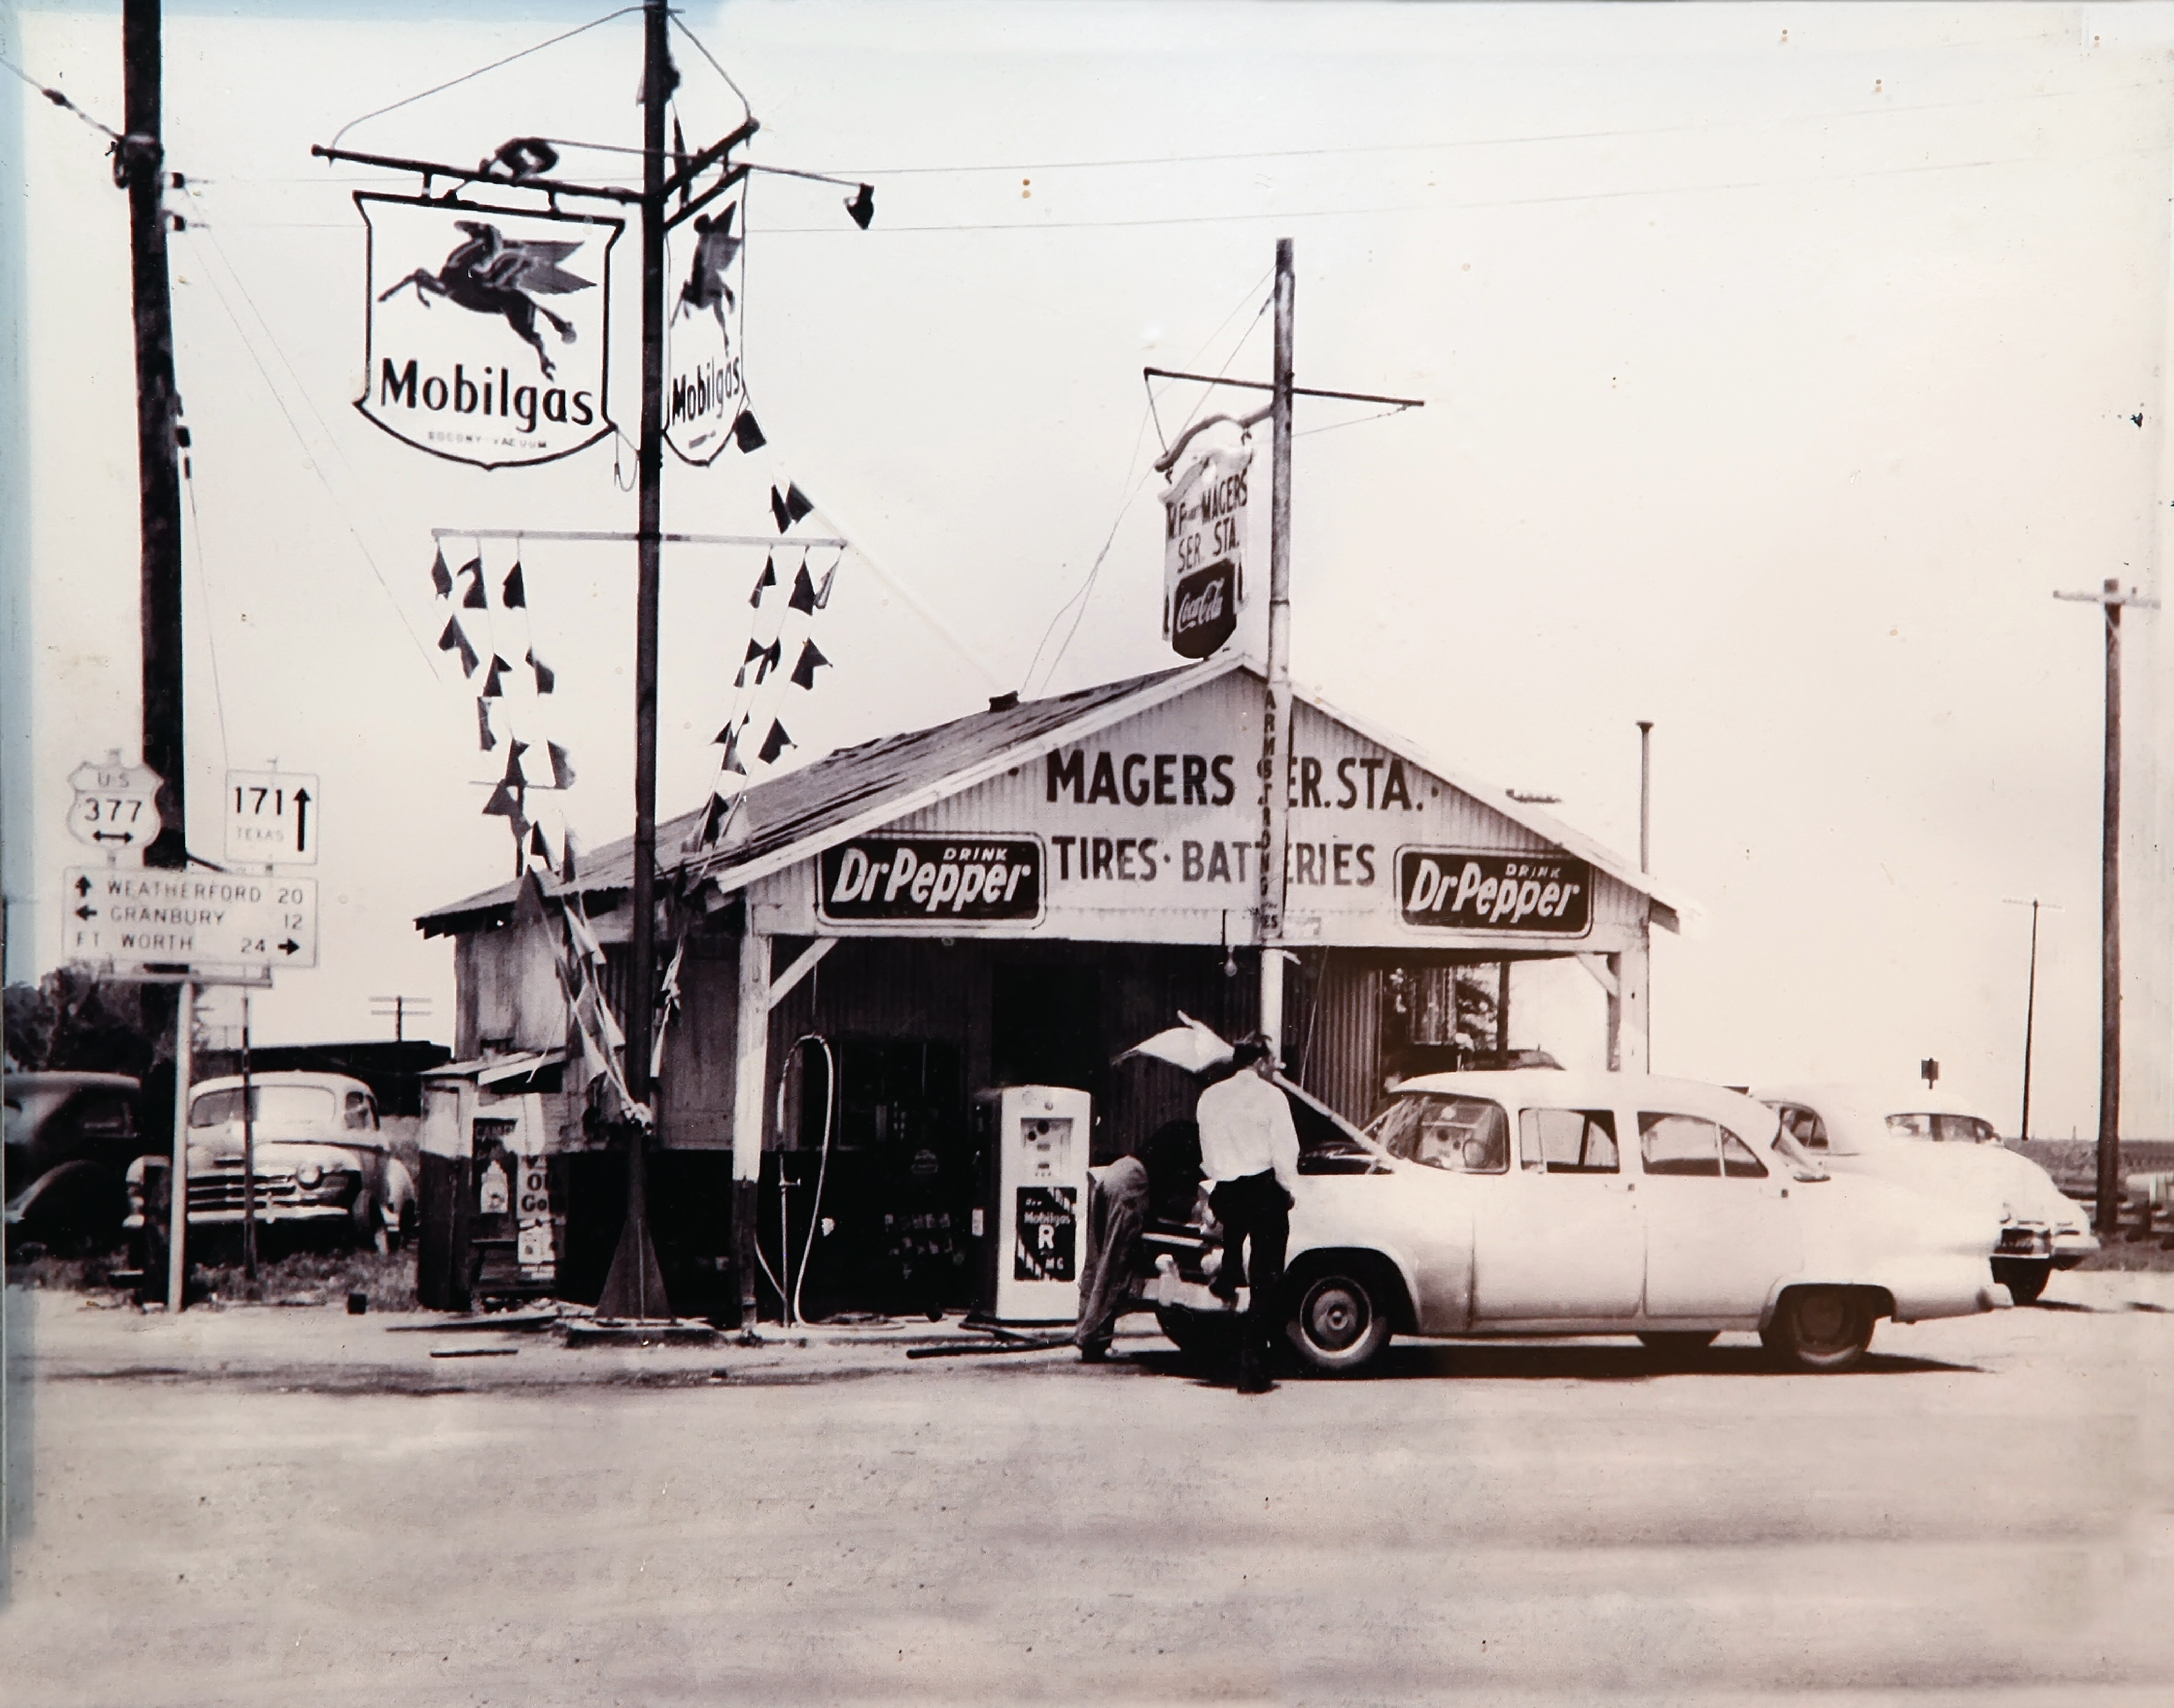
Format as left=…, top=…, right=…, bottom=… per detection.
left=1135, top=1067, right=2008, bottom=1375
left=4, top=1071, right=145, bottom=1254
left=125, top=1071, right=416, bottom=1254
left=1758, top=1083, right=2096, bottom=1305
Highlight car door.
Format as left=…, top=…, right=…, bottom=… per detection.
left=1471, top=1102, right=1644, bottom=1322
left=1637, top=1110, right=1802, bottom=1319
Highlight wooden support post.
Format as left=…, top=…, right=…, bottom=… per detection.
left=731, top=928, right=771, bottom=1323
left=1614, top=943, right=1650, bottom=1074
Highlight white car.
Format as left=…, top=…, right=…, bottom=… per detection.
left=126, top=1071, right=418, bottom=1255
left=1137, top=1068, right=2008, bottom=1375
left=1757, top=1083, right=2096, bottom=1304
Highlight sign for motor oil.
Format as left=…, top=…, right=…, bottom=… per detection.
left=64, top=867, right=319, bottom=968
left=1397, top=849, right=1592, bottom=935
left=1160, top=445, right=1250, bottom=658
left=664, top=197, right=746, bottom=465
left=353, top=195, right=620, bottom=468
left=818, top=836, right=1042, bottom=924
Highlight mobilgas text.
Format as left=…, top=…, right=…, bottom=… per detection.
left=377, top=359, right=595, bottom=436
left=820, top=836, right=1041, bottom=922
left=1397, top=849, right=1592, bottom=934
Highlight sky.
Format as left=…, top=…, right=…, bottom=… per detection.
left=3, top=1, right=2170, bottom=1137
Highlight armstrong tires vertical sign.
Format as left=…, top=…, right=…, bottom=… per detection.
left=354, top=195, right=620, bottom=468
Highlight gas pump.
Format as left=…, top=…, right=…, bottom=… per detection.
left=972, top=1085, right=1092, bottom=1323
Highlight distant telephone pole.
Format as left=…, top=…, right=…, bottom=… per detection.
left=120, top=0, right=187, bottom=871
left=2053, top=577, right=2158, bottom=1234
left=2001, top=896, right=2059, bottom=1143
left=370, top=995, right=432, bottom=1043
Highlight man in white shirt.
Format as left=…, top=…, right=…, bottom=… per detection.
left=1194, top=1032, right=1301, bottom=1392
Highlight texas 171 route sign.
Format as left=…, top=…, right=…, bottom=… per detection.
left=67, top=757, right=163, bottom=853
left=64, top=868, right=319, bottom=970
left=226, top=770, right=319, bottom=866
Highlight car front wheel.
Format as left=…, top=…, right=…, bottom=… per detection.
left=1991, top=1258, right=2049, bottom=1306
left=1761, top=1286, right=1874, bottom=1372
left=1285, top=1270, right=1391, bottom=1376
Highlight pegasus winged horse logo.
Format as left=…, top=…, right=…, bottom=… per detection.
left=377, top=220, right=594, bottom=379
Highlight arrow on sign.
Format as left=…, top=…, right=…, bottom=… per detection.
left=74, top=904, right=97, bottom=920
left=91, top=830, right=135, bottom=844
left=278, top=939, right=301, bottom=956
left=293, top=788, right=311, bottom=853
left=73, top=875, right=92, bottom=897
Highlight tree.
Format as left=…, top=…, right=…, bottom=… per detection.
left=3, top=968, right=161, bottom=1077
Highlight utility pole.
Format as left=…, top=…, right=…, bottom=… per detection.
left=1142, top=248, right=1423, bottom=1068
left=1636, top=720, right=1654, bottom=874
left=2001, top=897, right=2057, bottom=1143
left=2053, top=578, right=2158, bottom=1235
left=370, top=995, right=431, bottom=1043
left=120, top=0, right=186, bottom=872
left=1256, top=239, right=1296, bottom=1056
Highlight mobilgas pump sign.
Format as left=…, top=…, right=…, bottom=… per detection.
left=819, top=836, right=1043, bottom=924
left=1398, top=849, right=1592, bottom=935
left=354, top=195, right=620, bottom=468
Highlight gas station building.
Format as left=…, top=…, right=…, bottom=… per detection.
left=414, top=656, right=1682, bottom=1321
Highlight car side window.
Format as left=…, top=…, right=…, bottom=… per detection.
left=1518, top=1108, right=1619, bottom=1174
left=1720, top=1127, right=1768, bottom=1178
left=76, top=1095, right=136, bottom=1138
left=1774, top=1104, right=1827, bottom=1150
left=344, top=1090, right=373, bottom=1131
left=1639, top=1112, right=1720, bottom=1177
left=1376, top=1094, right=1510, bottom=1175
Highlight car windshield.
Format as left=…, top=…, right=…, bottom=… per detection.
left=1373, top=1093, right=1511, bottom=1174
left=190, top=1085, right=335, bottom=1129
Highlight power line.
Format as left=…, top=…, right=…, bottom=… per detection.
left=0, top=47, right=120, bottom=140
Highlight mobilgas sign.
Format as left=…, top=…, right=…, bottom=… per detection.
left=1160, top=445, right=1249, bottom=659
left=354, top=195, right=619, bottom=469
left=1398, top=849, right=1591, bottom=935
left=819, top=837, right=1042, bottom=924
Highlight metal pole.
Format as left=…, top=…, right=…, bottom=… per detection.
left=2020, top=899, right=2039, bottom=1143
left=122, top=0, right=185, bottom=873
left=240, top=988, right=256, bottom=1282
left=2096, top=580, right=2122, bottom=1236
left=1636, top=720, right=1653, bottom=873
left=1496, top=961, right=1511, bottom=1061
left=596, top=0, right=671, bottom=1320
left=1256, top=238, right=1295, bottom=1055
left=166, top=978, right=193, bottom=1311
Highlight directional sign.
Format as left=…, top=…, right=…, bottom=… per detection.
left=64, top=867, right=319, bottom=970
left=67, top=758, right=163, bottom=853
left=225, top=769, right=320, bottom=866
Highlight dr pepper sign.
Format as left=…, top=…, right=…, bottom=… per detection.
left=1398, top=850, right=1592, bottom=935
left=1159, top=445, right=1250, bottom=659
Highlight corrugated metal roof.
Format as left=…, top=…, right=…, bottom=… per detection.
left=416, top=654, right=1690, bottom=937
left=416, top=663, right=1215, bottom=936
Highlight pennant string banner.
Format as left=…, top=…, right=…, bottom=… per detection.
left=431, top=546, right=453, bottom=599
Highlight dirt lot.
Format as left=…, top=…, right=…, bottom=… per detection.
left=5, top=1269, right=2172, bottom=1705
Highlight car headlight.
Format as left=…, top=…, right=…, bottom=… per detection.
left=296, top=1161, right=324, bottom=1188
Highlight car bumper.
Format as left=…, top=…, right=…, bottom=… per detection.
left=2050, top=1230, right=2100, bottom=1269
left=124, top=1205, right=356, bottom=1231
left=1876, top=1254, right=2015, bottom=1322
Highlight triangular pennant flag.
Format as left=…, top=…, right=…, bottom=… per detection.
left=788, top=563, right=819, bottom=614
left=530, top=822, right=552, bottom=859
left=481, top=654, right=512, bottom=698
left=770, top=487, right=791, bottom=532
left=561, top=831, right=579, bottom=884
left=547, top=741, right=576, bottom=790
left=476, top=698, right=497, bottom=752
left=814, top=562, right=839, bottom=608
left=460, top=556, right=487, bottom=609
left=526, top=649, right=555, bottom=695
left=700, top=792, right=730, bottom=844
left=482, top=780, right=523, bottom=818
left=431, top=546, right=453, bottom=599
left=502, top=562, right=526, bottom=608
left=503, top=740, right=531, bottom=786
left=785, top=483, right=814, bottom=524
left=438, top=617, right=479, bottom=677
left=758, top=719, right=793, bottom=764
left=790, top=638, right=830, bottom=690
left=749, top=555, right=776, bottom=609
left=732, top=409, right=765, bottom=453
left=754, top=638, right=783, bottom=684
left=719, top=727, right=745, bottom=775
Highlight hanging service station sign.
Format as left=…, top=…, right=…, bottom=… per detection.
left=354, top=196, right=620, bottom=468
left=664, top=197, right=748, bottom=465
left=1159, top=445, right=1251, bottom=659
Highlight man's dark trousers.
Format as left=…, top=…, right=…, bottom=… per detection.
left=1208, top=1169, right=1289, bottom=1388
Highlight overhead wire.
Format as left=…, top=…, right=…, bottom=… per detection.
left=0, top=47, right=119, bottom=140
left=179, top=457, right=233, bottom=776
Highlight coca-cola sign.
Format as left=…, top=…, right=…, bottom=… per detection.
left=1170, top=561, right=1238, bottom=658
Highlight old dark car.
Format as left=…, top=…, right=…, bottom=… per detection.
left=4, top=1071, right=146, bottom=1255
